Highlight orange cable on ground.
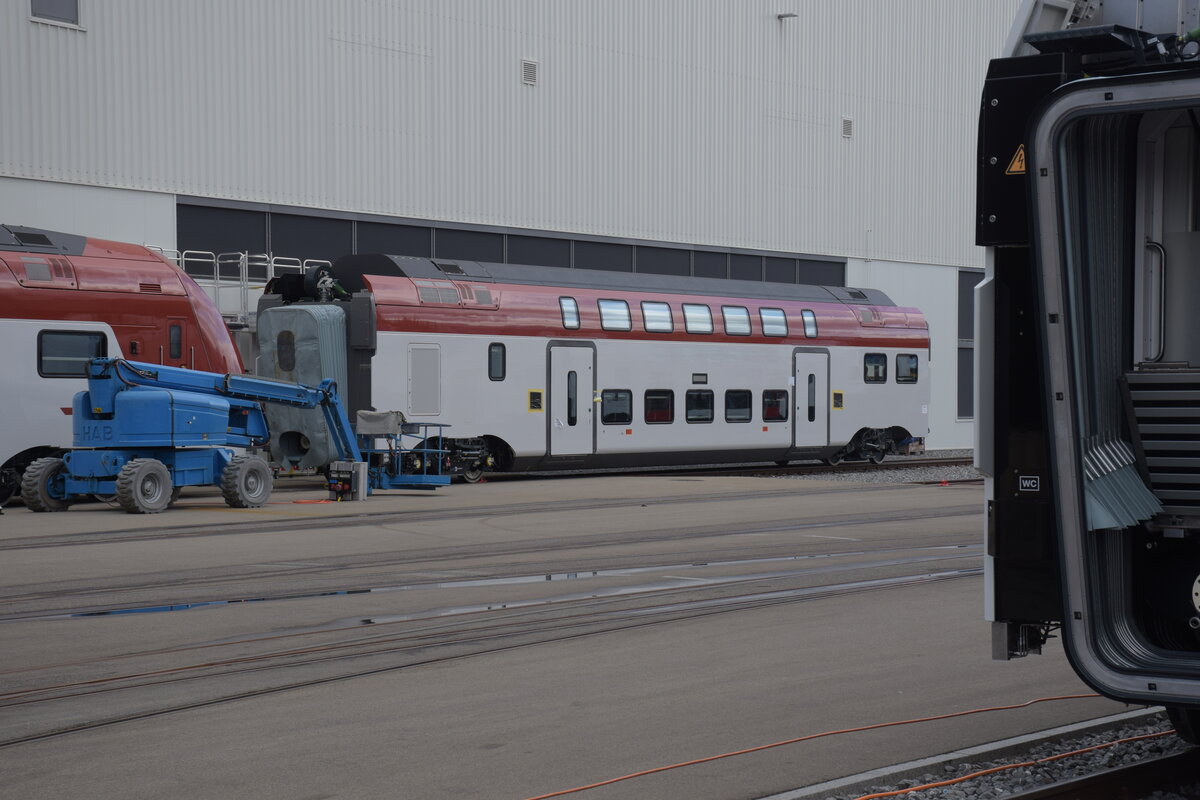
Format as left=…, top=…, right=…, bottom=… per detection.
left=520, top=694, right=1101, bottom=800
left=851, top=729, right=1175, bottom=799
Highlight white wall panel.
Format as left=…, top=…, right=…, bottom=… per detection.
left=0, top=0, right=1019, bottom=267
left=0, top=176, right=175, bottom=248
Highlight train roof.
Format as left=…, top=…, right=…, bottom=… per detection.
left=331, top=254, right=897, bottom=308
left=0, top=224, right=161, bottom=260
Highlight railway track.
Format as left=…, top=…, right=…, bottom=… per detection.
left=1001, top=747, right=1200, bottom=799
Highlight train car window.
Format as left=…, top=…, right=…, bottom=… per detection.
left=559, top=297, right=580, bottom=329
left=415, top=279, right=460, bottom=304
left=598, top=299, right=632, bottom=331
left=759, top=308, right=788, bottom=336
left=896, top=354, right=918, bottom=383
left=37, top=330, right=107, bottom=377
left=685, top=389, right=714, bottom=423
left=724, top=390, right=752, bottom=422
left=721, top=306, right=751, bottom=335
left=763, top=390, right=789, bottom=421
left=567, top=371, right=578, bottom=425
left=864, top=353, right=887, bottom=383
left=641, top=301, right=674, bottom=333
left=488, top=343, right=506, bottom=381
left=682, top=304, right=713, bottom=334
left=277, top=330, right=296, bottom=372
left=168, top=324, right=183, bottom=360
left=807, top=376, right=816, bottom=422
left=801, top=310, right=818, bottom=338
left=644, top=389, right=674, bottom=423
left=601, top=389, right=632, bottom=424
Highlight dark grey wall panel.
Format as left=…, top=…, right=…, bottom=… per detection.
left=435, top=228, right=503, bottom=262
left=358, top=222, right=431, bottom=257
left=507, top=234, right=571, bottom=267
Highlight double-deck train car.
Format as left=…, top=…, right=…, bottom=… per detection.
left=0, top=225, right=244, bottom=503
left=256, top=255, right=930, bottom=479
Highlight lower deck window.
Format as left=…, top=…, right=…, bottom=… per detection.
left=864, top=353, right=887, bottom=383
left=38, top=330, right=107, bottom=377
left=601, top=389, right=633, bottom=424
left=644, top=389, right=674, bottom=423
left=724, top=390, right=752, bottom=422
left=763, top=390, right=789, bottom=421
left=686, top=389, right=714, bottom=423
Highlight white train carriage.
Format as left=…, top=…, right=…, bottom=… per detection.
left=256, top=256, right=930, bottom=479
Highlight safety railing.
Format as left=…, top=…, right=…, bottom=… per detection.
left=148, top=247, right=331, bottom=328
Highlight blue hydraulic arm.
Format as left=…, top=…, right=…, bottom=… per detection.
left=85, top=359, right=362, bottom=461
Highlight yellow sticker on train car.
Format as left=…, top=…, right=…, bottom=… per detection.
left=832, top=390, right=844, bottom=410
left=528, top=390, right=543, bottom=412
left=1006, top=144, right=1026, bottom=175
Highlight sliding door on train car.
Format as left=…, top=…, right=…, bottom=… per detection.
left=547, top=344, right=595, bottom=456
left=793, top=350, right=829, bottom=448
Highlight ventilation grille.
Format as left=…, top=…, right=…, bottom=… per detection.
left=522, top=59, right=538, bottom=85
left=434, top=261, right=465, bottom=275
left=139, top=283, right=162, bottom=294
left=1123, top=370, right=1200, bottom=515
left=841, top=117, right=853, bottom=138
left=14, top=231, right=52, bottom=247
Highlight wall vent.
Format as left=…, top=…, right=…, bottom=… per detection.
left=841, top=117, right=853, bottom=138
left=522, top=59, right=538, bottom=85
left=139, top=283, right=162, bottom=293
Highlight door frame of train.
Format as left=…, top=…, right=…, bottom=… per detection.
left=546, top=341, right=596, bottom=456
left=792, top=347, right=830, bottom=448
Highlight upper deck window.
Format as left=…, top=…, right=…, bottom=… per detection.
left=682, top=304, right=713, bottom=334
left=598, top=299, right=632, bottom=331
left=641, top=301, right=673, bottom=333
left=415, top=280, right=459, bottom=304
left=721, top=306, right=751, bottom=336
left=801, top=310, right=818, bottom=338
left=760, top=308, right=788, bottom=337
left=559, top=297, right=580, bottom=329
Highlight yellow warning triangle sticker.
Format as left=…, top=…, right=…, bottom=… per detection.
left=1005, top=144, right=1026, bottom=175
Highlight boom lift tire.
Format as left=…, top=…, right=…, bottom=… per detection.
left=20, top=456, right=70, bottom=512
left=116, top=458, right=173, bottom=514
left=221, top=454, right=272, bottom=508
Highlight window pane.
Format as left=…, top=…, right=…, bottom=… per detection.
left=601, top=389, right=633, bottom=424
left=31, top=0, right=78, bottom=24
left=806, top=376, right=816, bottom=422
left=760, top=308, right=788, bottom=336
left=559, top=297, right=579, bottom=329
left=644, top=389, right=674, bottom=424
left=864, top=353, right=887, bottom=383
left=722, top=306, right=751, bottom=335
left=567, top=371, right=578, bottom=426
left=39, top=331, right=106, bottom=377
left=682, top=304, right=713, bottom=334
left=958, top=347, right=975, bottom=418
left=488, top=343, right=506, bottom=381
left=685, top=389, right=714, bottom=423
left=801, top=310, right=818, bottom=338
left=959, top=270, right=982, bottom=340
left=641, top=302, right=673, bottom=333
left=168, top=324, right=183, bottom=360
left=763, top=390, right=789, bottom=421
left=598, top=299, right=632, bottom=331
left=896, top=354, right=918, bottom=384
left=725, top=390, right=752, bottom=422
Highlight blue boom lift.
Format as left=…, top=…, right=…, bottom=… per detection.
left=20, top=358, right=448, bottom=514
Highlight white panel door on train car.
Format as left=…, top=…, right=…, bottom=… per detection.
left=793, top=351, right=829, bottom=448
left=548, top=345, right=594, bottom=456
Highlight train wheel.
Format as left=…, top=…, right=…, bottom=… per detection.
left=869, top=450, right=886, bottom=465
left=1168, top=706, right=1200, bottom=745
left=20, top=457, right=70, bottom=512
left=823, top=451, right=843, bottom=467
left=461, top=464, right=485, bottom=483
left=221, top=455, right=272, bottom=508
left=116, top=458, right=172, bottom=514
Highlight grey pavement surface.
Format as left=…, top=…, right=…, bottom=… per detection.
left=1, top=475, right=1128, bottom=799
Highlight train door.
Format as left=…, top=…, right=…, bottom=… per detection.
left=548, top=344, right=594, bottom=456
left=793, top=350, right=829, bottom=448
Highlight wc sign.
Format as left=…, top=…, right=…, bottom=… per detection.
left=1019, top=475, right=1041, bottom=492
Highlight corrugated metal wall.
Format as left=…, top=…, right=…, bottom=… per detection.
left=0, top=0, right=1018, bottom=266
